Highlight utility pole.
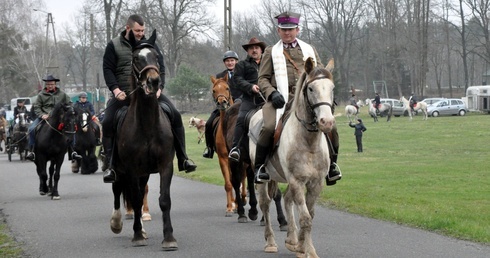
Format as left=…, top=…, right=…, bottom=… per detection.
left=34, top=9, right=58, bottom=76
left=223, top=0, right=232, bottom=51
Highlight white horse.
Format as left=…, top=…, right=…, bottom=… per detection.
left=188, top=116, right=206, bottom=144
left=248, top=58, right=335, bottom=257
left=400, top=96, right=428, bottom=120
left=365, top=98, right=393, bottom=122
left=345, top=99, right=364, bottom=123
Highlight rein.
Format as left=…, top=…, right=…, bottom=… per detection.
left=295, top=75, right=333, bottom=132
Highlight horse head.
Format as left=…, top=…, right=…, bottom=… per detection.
left=210, top=76, right=233, bottom=110
left=294, top=57, right=336, bottom=133
left=129, top=29, right=160, bottom=96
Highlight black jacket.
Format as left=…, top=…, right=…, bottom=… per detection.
left=103, top=30, right=166, bottom=93
left=216, top=70, right=241, bottom=101
left=233, top=55, right=264, bottom=104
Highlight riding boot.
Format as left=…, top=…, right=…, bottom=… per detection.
left=202, top=127, right=214, bottom=159
left=173, top=126, right=197, bottom=173
left=228, top=122, right=244, bottom=162
left=102, top=136, right=116, bottom=183
left=254, top=144, right=271, bottom=183
left=26, top=145, right=35, bottom=161
left=325, top=130, right=342, bottom=186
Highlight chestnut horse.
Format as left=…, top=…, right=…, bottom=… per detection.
left=109, top=30, right=176, bottom=250
left=249, top=58, right=336, bottom=257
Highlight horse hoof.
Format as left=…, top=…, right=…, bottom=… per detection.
left=162, top=240, right=178, bottom=251
left=237, top=215, right=247, bottom=223
left=125, top=213, right=134, bottom=220
left=264, top=244, right=278, bottom=253
left=52, top=195, right=61, bottom=200
left=225, top=211, right=234, bottom=217
left=260, top=220, right=265, bottom=226
left=248, top=212, right=258, bottom=221
left=286, top=242, right=298, bottom=252
left=142, top=213, right=151, bottom=221
left=39, top=191, right=46, bottom=196
left=279, top=224, right=288, bottom=231
left=131, top=239, right=147, bottom=247
left=110, top=220, right=123, bottom=234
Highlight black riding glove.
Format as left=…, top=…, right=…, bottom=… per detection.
left=270, top=91, right=286, bottom=109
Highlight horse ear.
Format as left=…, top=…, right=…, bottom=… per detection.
left=148, top=29, right=157, bottom=45
left=304, top=57, right=315, bottom=74
left=325, top=58, right=334, bottom=73
left=210, top=75, right=217, bottom=84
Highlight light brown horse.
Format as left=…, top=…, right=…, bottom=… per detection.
left=0, top=116, right=7, bottom=153
left=188, top=116, right=205, bottom=144
left=210, top=75, right=242, bottom=216
left=249, top=58, right=336, bottom=257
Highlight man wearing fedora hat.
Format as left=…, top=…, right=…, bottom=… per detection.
left=253, top=11, right=342, bottom=185
left=26, top=74, right=82, bottom=162
left=228, top=37, right=267, bottom=162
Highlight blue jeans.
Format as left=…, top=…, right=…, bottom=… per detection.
left=28, top=118, right=42, bottom=148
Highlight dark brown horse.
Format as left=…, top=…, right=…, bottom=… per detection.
left=211, top=77, right=287, bottom=229
left=72, top=109, right=98, bottom=174
left=34, top=102, right=78, bottom=200
left=109, top=30, right=177, bottom=250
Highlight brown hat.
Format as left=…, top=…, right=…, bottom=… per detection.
left=242, top=37, right=266, bottom=52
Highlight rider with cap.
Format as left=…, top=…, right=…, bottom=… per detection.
left=409, top=92, right=417, bottom=113
left=74, top=92, right=101, bottom=145
left=254, top=11, right=342, bottom=185
left=26, top=75, right=82, bottom=161
left=374, top=92, right=381, bottom=114
left=202, top=50, right=242, bottom=159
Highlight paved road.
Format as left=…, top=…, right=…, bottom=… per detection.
left=0, top=153, right=488, bottom=258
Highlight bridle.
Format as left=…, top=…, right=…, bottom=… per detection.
left=131, top=46, right=160, bottom=94
left=295, top=74, right=333, bottom=132
left=212, top=81, right=232, bottom=110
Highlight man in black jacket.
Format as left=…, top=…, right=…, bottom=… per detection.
left=101, top=14, right=196, bottom=183
left=202, top=50, right=241, bottom=159
left=228, top=37, right=266, bottom=162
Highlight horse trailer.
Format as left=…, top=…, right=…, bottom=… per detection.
left=466, top=86, right=490, bottom=113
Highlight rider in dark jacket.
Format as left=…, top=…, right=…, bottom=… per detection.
left=374, top=92, right=381, bottom=114
left=101, top=14, right=196, bottom=183
left=74, top=92, right=101, bottom=145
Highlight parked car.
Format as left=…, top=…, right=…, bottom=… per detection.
left=421, top=98, right=446, bottom=106
left=427, top=99, right=468, bottom=117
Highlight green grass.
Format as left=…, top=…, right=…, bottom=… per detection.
left=0, top=218, right=23, bottom=257
left=181, top=110, right=490, bottom=244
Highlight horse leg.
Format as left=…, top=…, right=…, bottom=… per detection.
left=129, top=176, right=147, bottom=246
left=110, top=180, right=123, bottom=234
left=159, top=165, right=178, bottom=251
left=125, top=200, right=134, bottom=220
left=218, top=155, right=235, bottom=216
left=231, top=161, right=247, bottom=223
left=283, top=184, right=299, bottom=253
left=298, top=181, right=323, bottom=258
left=37, top=161, right=49, bottom=196
left=48, top=161, right=55, bottom=196
left=273, top=188, right=288, bottom=231
left=246, top=166, right=258, bottom=221
left=142, top=184, right=151, bottom=221
left=258, top=183, right=278, bottom=253
left=50, top=158, right=63, bottom=200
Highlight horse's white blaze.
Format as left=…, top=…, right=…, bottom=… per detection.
left=138, top=48, right=152, bottom=59
left=82, top=113, right=88, bottom=132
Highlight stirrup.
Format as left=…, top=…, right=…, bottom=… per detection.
left=228, top=147, right=240, bottom=162
left=326, top=162, right=342, bottom=185
left=255, top=164, right=270, bottom=183
left=103, top=168, right=116, bottom=183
